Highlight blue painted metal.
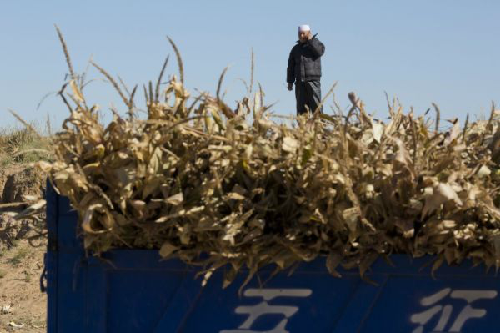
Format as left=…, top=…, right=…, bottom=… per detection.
left=46, top=185, right=500, bottom=332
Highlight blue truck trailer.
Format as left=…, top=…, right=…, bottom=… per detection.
left=44, top=184, right=500, bottom=333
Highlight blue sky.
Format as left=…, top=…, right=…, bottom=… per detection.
left=1, top=0, right=499, bottom=129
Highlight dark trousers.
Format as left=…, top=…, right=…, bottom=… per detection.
left=295, top=80, right=322, bottom=115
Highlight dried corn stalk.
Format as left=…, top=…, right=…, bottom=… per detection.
left=36, top=36, right=500, bottom=288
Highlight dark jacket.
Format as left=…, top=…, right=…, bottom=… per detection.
left=287, top=36, right=325, bottom=84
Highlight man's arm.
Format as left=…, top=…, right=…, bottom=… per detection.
left=287, top=49, right=295, bottom=85
left=306, top=37, right=325, bottom=58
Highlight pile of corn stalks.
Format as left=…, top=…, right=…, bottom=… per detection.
left=37, top=31, right=500, bottom=287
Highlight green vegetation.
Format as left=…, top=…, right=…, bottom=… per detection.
left=0, top=124, right=52, bottom=167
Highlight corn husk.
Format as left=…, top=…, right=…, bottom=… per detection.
left=35, top=36, right=500, bottom=288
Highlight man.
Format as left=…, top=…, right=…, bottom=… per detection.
left=287, top=25, right=325, bottom=115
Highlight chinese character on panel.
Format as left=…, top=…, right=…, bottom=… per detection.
left=220, top=289, right=312, bottom=333
left=410, top=288, right=497, bottom=333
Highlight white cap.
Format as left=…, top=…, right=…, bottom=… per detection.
left=298, top=25, right=311, bottom=33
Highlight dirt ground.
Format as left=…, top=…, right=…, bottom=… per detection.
left=0, top=237, right=47, bottom=332
left=0, top=166, right=44, bottom=204
left=0, top=165, right=47, bottom=332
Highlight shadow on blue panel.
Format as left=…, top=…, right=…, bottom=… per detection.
left=107, top=270, right=186, bottom=333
